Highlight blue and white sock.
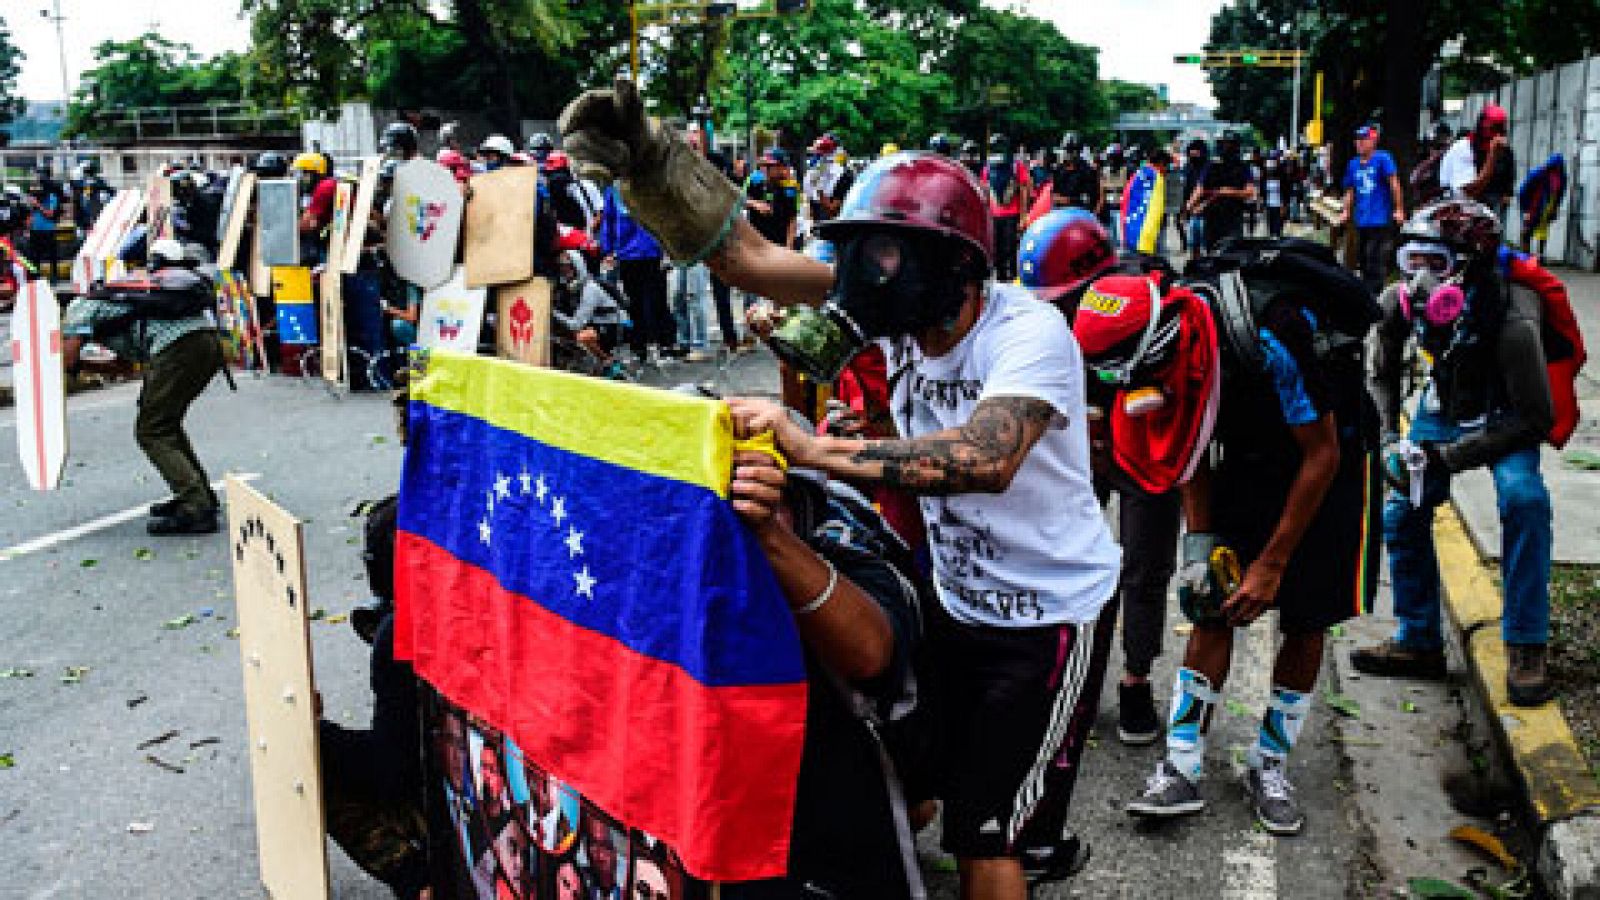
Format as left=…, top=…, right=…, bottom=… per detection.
left=1166, top=667, right=1219, bottom=781
left=1247, top=684, right=1311, bottom=770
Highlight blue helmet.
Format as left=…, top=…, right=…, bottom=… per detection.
left=1018, top=209, right=1115, bottom=301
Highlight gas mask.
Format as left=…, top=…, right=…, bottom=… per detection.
left=768, top=230, right=972, bottom=382
left=1395, top=241, right=1466, bottom=327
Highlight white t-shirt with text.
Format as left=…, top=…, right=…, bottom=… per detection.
left=1440, top=137, right=1478, bottom=196
left=884, top=283, right=1121, bottom=627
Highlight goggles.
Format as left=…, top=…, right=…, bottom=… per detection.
left=1395, top=241, right=1458, bottom=276
left=1087, top=279, right=1180, bottom=388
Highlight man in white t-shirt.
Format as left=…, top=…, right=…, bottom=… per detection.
left=560, top=79, right=1120, bottom=898
left=1440, top=105, right=1514, bottom=213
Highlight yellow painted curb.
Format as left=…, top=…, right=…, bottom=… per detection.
left=1435, top=502, right=1600, bottom=823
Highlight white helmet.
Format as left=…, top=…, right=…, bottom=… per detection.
left=479, top=135, right=515, bottom=157
left=149, top=238, right=186, bottom=268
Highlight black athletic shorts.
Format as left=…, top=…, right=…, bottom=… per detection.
left=1213, top=445, right=1381, bottom=633
left=928, top=605, right=1102, bottom=859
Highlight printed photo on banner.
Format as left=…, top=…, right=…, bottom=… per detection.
left=576, top=802, right=629, bottom=900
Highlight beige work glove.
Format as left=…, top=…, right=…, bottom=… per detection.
left=558, top=77, right=742, bottom=263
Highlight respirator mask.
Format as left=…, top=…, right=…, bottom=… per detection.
left=1395, top=241, right=1466, bottom=327
left=768, top=229, right=970, bottom=382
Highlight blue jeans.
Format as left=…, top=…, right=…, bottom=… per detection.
left=1186, top=216, right=1205, bottom=253
left=1384, top=398, right=1553, bottom=649
left=672, top=264, right=709, bottom=352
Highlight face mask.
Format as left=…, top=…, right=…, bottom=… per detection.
left=1397, top=269, right=1466, bottom=327
left=768, top=231, right=969, bottom=382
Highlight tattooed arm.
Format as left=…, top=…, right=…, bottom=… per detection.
left=727, top=395, right=1057, bottom=496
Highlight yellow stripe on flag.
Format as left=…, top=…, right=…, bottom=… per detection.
left=413, top=352, right=736, bottom=497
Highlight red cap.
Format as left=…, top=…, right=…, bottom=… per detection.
left=544, top=151, right=570, bottom=172
left=1072, top=275, right=1160, bottom=360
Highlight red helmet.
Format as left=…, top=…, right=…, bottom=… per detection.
left=809, top=135, right=838, bottom=155
left=814, top=151, right=993, bottom=271
left=544, top=151, right=570, bottom=172
left=1401, top=200, right=1502, bottom=257
left=1018, top=209, right=1115, bottom=303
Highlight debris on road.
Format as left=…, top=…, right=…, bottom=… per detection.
left=59, top=665, right=91, bottom=685
left=136, top=730, right=179, bottom=751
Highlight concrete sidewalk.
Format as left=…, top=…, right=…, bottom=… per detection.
left=1453, top=267, right=1600, bottom=564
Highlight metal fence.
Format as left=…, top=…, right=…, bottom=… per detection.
left=1461, top=54, right=1600, bottom=271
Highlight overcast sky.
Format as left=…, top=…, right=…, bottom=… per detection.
left=9, top=0, right=1222, bottom=107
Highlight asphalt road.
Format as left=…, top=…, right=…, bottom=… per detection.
left=0, top=354, right=1502, bottom=899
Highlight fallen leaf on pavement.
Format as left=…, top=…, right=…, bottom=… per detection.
left=1323, top=690, right=1361, bottom=718
left=79, top=558, right=98, bottom=568
left=309, top=608, right=328, bottom=621
left=1401, top=700, right=1420, bottom=713
left=163, top=614, right=196, bottom=630
left=133, top=547, right=155, bottom=562
left=136, top=730, right=180, bottom=751
left=1405, top=877, right=1476, bottom=899
left=126, top=693, right=148, bottom=709
left=0, top=668, right=34, bottom=679
left=59, top=666, right=91, bottom=685
left=1449, top=824, right=1519, bottom=871
left=1563, top=450, right=1600, bottom=471
left=1225, top=698, right=1253, bottom=718
left=322, top=613, right=349, bottom=626
left=0, top=753, right=13, bottom=769
left=143, top=754, right=184, bottom=774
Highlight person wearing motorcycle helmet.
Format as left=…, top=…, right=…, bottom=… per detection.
left=560, top=78, right=1120, bottom=898
left=60, top=236, right=227, bottom=535
left=527, top=132, right=556, bottom=164
left=293, top=152, right=338, bottom=262
left=1178, top=139, right=1209, bottom=252
left=380, top=122, right=420, bottom=161
left=478, top=135, right=515, bottom=171
left=1018, top=207, right=1185, bottom=759
left=1085, top=260, right=1371, bottom=838
left=251, top=151, right=290, bottom=178
left=1051, top=135, right=1102, bottom=216
left=1353, top=200, right=1561, bottom=706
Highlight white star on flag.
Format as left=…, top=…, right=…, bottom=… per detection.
left=564, top=526, right=584, bottom=558
left=518, top=469, right=532, bottom=495
left=535, top=474, right=549, bottom=504
left=478, top=517, right=492, bottom=545
left=574, top=565, right=596, bottom=599
left=494, top=474, right=511, bottom=500
left=551, top=496, right=567, bottom=526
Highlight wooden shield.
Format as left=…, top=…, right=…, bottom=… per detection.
left=494, top=277, right=552, bottom=367
left=386, top=159, right=464, bottom=290
left=216, top=171, right=258, bottom=271
left=12, top=280, right=67, bottom=491
left=419, top=265, right=486, bottom=352
left=256, top=178, right=300, bottom=268
left=463, top=167, right=539, bottom=288
left=145, top=173, right=173, bottom=242
left=226, top=476, right=330, bottom=900
left=70, top=188, right=144, bottom=294
left=340, top=157, right=382, bottom=276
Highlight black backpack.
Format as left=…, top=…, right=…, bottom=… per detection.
left=87, top=268, right=218, bottom=341
left=1183, top=237, right=1382, bottom=448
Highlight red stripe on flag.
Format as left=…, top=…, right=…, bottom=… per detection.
left=396, top=530, right=807, bottom=882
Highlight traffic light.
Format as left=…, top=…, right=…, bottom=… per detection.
left=1174, top=54, right=1205, bottom=64
left=1241, top=53, right=1260, bottom=65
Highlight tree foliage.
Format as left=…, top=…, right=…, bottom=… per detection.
left=1103, top=79, right=1165, bottom=115
left=0, top=16, right=23, bottom=127
left=65, top=34, right=245, bottom=137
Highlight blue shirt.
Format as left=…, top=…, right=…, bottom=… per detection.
left=29, top=192, right=59, bottom=232
left=598, top=186, right=663, bottom=261
left=1342, top=151, right=1397, bottom=228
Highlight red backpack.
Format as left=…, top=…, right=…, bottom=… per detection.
left=1500, top=248, right=1586, bottom=447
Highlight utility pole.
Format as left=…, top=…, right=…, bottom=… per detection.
left=40, top=2, right=70, bottom=111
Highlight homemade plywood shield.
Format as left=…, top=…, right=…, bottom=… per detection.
left=216, top=171, right=258, bottom=271
left=225, top=476, right=330, bottom=900
left=339, top=157, right=381, bottom=276
left=463, top=167, right=539, bottom=288
left=256, top=178, right=300, bottom=268
left=247, top=223, right=272, bottom=298
left=318, top=181, right=354, bottom=386
left=494, top=277, right=552, bottom=367
left=418, top=265, right=486, bottom=352
left=11, top=280, right=67, bottom=491
left=145, top=173, right=174, bottom=242
left=272, top=266, right=318, bottom=346
left=71, top=188, right=144, bottom=294
left=386, top=159, right=464, bottom=290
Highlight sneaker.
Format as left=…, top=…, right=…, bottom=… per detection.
left=147, top=508, right=219, bottom=536
left=1021, top=833, right=1091, bottom=884
left=1242, top=761, right=1304, bottom=835
left=1125, top=761, right=1205, bottom=818
left=1117, top=681, right=1162, bottom=745
left=1349, top=639, right=1448, bottom=680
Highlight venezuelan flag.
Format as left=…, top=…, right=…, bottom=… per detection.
left=1118, top=163, right=1166, bottom=255
left=393, top=352, right=807, bottom=882
left=271, top=266, right=318, bottom=346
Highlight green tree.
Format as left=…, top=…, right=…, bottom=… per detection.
left=937, top=7, right=1108, bottom=150
left=1103, top=79, right=1165, bottom=115
left=65, top=34, right=245, bottom=137
left=0, top=15, right=24, bottom=128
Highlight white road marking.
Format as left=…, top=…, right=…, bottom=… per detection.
left=0, top=472, right=259, bottom=560
left=1221, top=619, right=1278, bottom=900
